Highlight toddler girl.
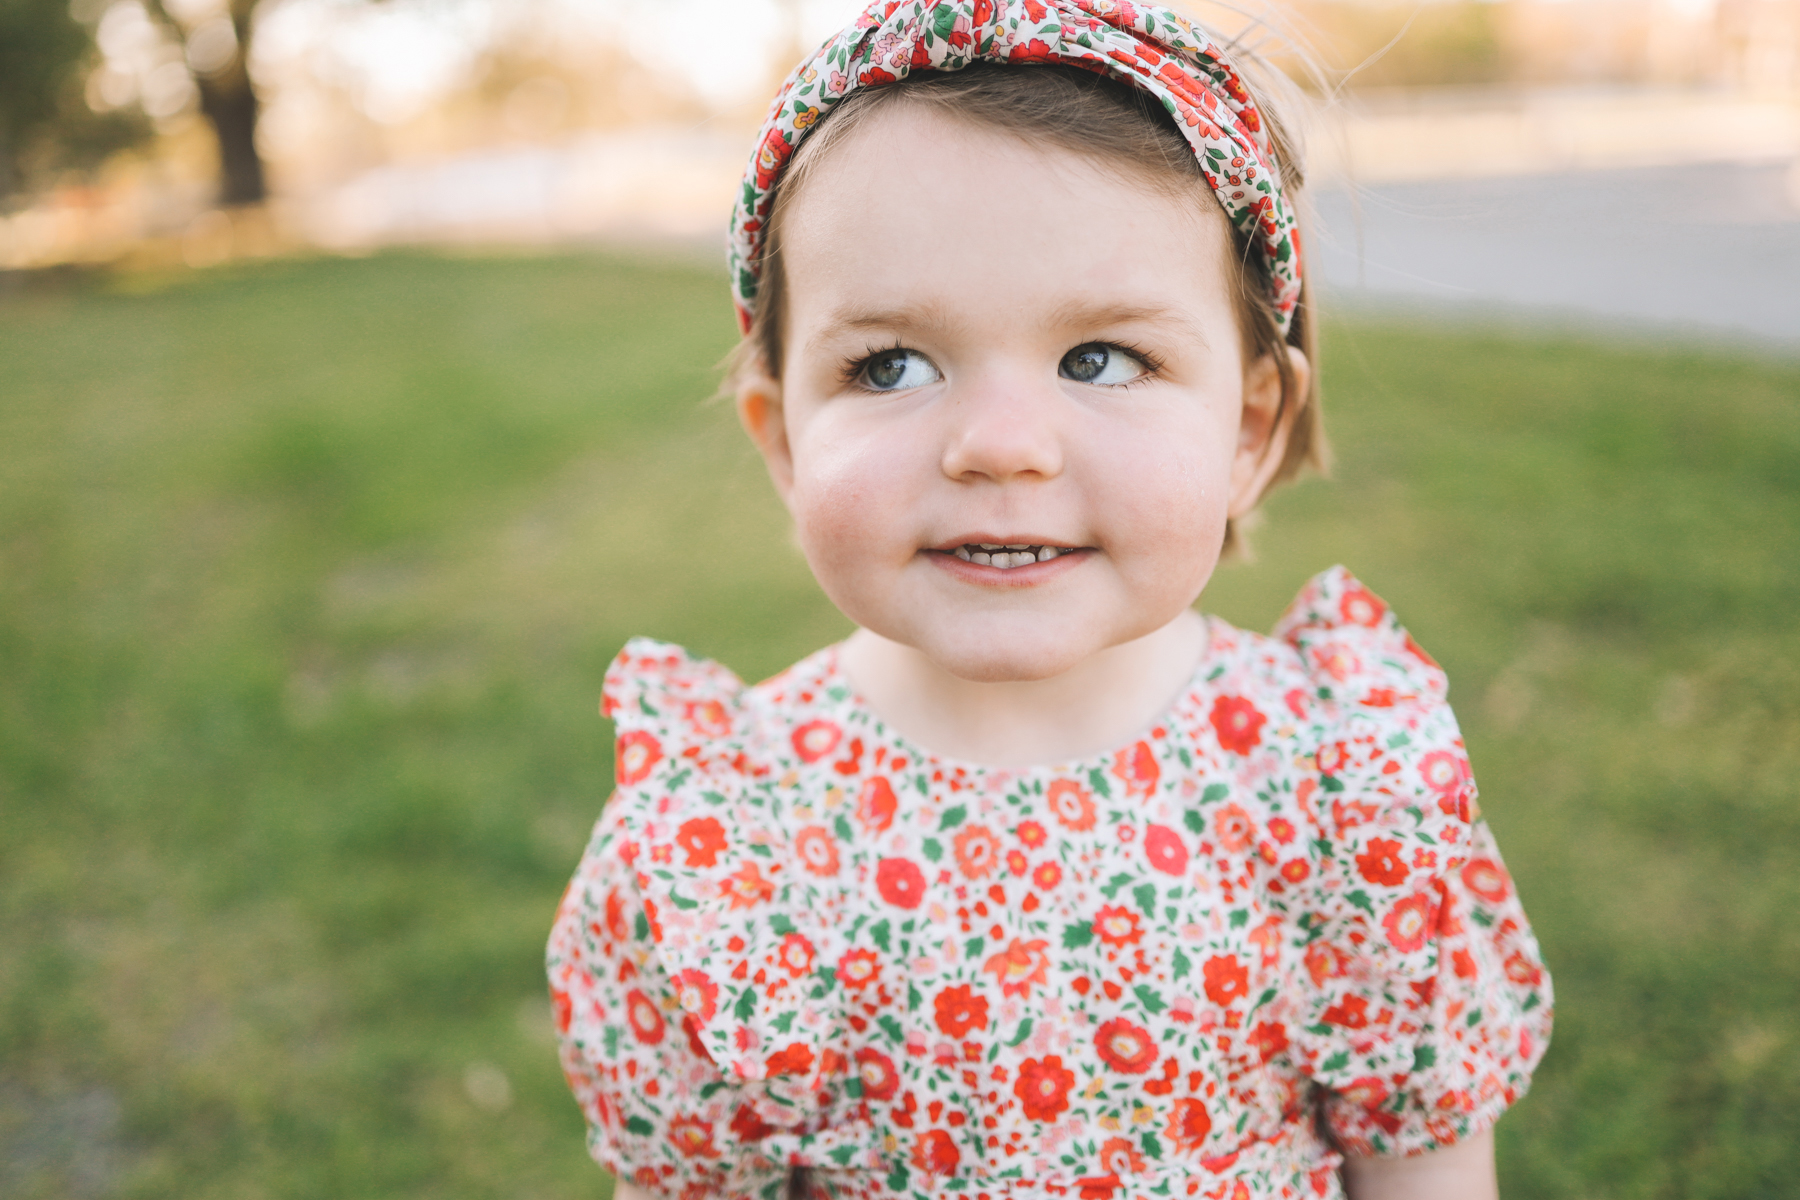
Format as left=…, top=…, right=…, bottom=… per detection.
left=548, top=4, right=1551, bottom=1199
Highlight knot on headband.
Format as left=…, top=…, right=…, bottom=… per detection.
left=729, top=0, right=1304, bottom=336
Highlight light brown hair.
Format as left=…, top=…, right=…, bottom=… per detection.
left=728, top=61, right=1326, bottom=553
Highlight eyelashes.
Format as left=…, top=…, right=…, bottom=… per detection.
left=837, top=341, right=1166, bottom=392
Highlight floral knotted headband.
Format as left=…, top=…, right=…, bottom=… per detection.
left=729, top=0, right=1304, bottom=335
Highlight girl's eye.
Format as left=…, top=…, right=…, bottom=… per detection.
left=1059, top=343, right=1149, bottom=386
left=858, top=348, right=940, bottom=391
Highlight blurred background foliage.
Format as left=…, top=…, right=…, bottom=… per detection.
left=3, top=250, right=1798, bottom=1198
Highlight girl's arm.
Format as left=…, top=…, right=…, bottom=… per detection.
left=1340, top=1129, right=1498, bottom=1200
left=610, top=1179, right=656, bottom=1200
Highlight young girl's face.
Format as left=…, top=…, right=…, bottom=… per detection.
left=740, top=105, right=1302, bottom=684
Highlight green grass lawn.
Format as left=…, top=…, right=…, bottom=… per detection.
left=2, top=251, right=1796, bottom=1200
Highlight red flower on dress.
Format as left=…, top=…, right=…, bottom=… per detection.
left=1095, top=1018, right=1158, bottom=1073
left=1113, top=740, right=1160, bottom=797
left=1339, top=1076, right=1389, bottom=1108
left=1093, top=905, right=1143, bottom=946
left=722, top=862, right=775, bottom=908
left=1504, top=950, right=1544, bottom=986
left=1006, top=849, right=1029, bottom=877
left=684, top=699, right=731, bottom=738
left=1339, top=585, right=1386, bottom=627
left=671, top=969, right=718, bottom=1021
left=1321, top=993, right=1369, bottom=1030
left=1165, top=1097, right=1213, bottom=1152
left=793, top=825, right=840, bottom=876
left=626, top=988, right=666, bottom=1044
left=1046, top=778, right=1097, bottom=831
left=1009, top=36, right=1053, bottom=62
left=1246, top=1020, right=1289, bottom=1063
left=837, top=948, right=881, bottom=989
left=1268, top=816, right=1296, bottom=844
left=1356, top=837, right=1410, bottom=887
left=1144, top=824, right=1188, bottom=875
left=792, top=719, right=842, bottom=763
left=855, top=1047, right=899, bottom=1101
left=1419, top=749, right=1470, bottom=797
left=857, top=775, right=898, bottom=832
left=616, top=730, right=662, bottom=785
left=604, top=888, right=629, bottom=941
left=1212, top=802, right=1255, bottom=853
left=913, top=1128, right=960, bottom=1175
left=1461, top=857, right=1511, bottom=903
left=1304, top=941, right=1351, bottom=986
left=730, top=1102, right=775, bottom=1142
left=953, top=824, right=1001, bottom=879
left=681, top=1013, right=710, bottom=1061
left=1014, top=1055, right=1075, bottom=1120
left=982, top=938, right=1051, bottom=997
left=1315, top=741, right=1350, bottom=775
left=1017, top=819, right=1048, bottom=848
left=1202, top=954, right=1251, bottom=1006
left=777, top=932, right=815, bottom=977
left=1031, top=860, right=1063, bottom=891
left=1098, top=1136, right=1147, bottom=1176
left=752, top=127, right=793, bottom=190
left=933, top=984, right=989, bottom=1037
left=1209, top=695, right=1266, bottom=755
left=859, top=65, right=897, bottom=86
left=676, top=816, right=728, bottom=867
left=876, top=857, right=926, bottom=909
left=1279, top=859, right=1310, bottom=884
left=666, top=1114, right=719, bottom=1158
left=1383, top=892, right=1438, bottom=953
left=551, top=988, right=571, bottom=1034
left=765, top=1042, right=815, bottom=1077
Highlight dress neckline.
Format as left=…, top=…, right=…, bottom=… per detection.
left=802, top=613, right=1223, bottom=779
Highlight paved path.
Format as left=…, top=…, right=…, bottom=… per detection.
left=1309, top=161, right=1800, bottom=350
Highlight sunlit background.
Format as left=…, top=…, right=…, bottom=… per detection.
left=6, top=0, right=1800, bottom=341
left=3, top=3, right=1799, bottom=1199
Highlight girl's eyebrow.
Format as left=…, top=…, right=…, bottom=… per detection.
left=805, top=303, right=956, bottom=353
left=1047, top=301, right=1212, bottom=350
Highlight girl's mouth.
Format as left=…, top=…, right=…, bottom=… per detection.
left=948, top=543, right=1074, bottom=569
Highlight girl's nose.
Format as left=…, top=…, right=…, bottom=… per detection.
left=938, top=379, right=1065, bottom=483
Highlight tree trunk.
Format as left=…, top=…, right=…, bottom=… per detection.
left=197, top=69, right=264, bottom=207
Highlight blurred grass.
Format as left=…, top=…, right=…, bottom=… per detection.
left=2, top=251, right=1797, bottom=1200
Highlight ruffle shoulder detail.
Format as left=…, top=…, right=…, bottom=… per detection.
left=572, top=640, right=876, bottom=1179
left=1273, top=564, right=1450, bottom=710
left=1261, top=569, right=1551, bottom=1155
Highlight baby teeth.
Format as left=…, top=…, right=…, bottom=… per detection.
left=949, top=544, right=1071, bottom=568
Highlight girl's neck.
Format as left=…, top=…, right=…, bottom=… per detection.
left=838, top=610, right=1209, bottom=770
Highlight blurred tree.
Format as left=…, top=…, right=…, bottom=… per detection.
left=139, top=0, right=265, bottom=205
left=0, top=0, right=146, bottom=202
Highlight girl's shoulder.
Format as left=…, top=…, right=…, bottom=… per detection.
left=1175, top=564, right=1454, bottom=754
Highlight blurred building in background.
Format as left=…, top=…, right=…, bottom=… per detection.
left=2, top=0, right=1798, bottom=270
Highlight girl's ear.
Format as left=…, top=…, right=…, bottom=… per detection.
left=736, top=365, right=795, bottom=503
left=1227, top=344, right=1310, bottom=519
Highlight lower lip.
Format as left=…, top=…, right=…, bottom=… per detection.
left=926, top=548, right=1089, bottom=586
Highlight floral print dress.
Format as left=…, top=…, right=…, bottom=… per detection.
left=547, top=567, right=1551, bottom=1200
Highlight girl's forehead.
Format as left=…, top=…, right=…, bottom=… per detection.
left=780, top=106, right=1233, bottom=322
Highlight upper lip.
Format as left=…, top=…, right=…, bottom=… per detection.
left=930, top=535, right=1081, bottom=551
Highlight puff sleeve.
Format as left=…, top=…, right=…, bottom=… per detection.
left=546, top=640, right=881, bottom=1200
left=1273, top=569, right=1552, bottom=1157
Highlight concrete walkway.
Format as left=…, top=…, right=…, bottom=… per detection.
left=1310, top=161, right=1800, bottom=350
